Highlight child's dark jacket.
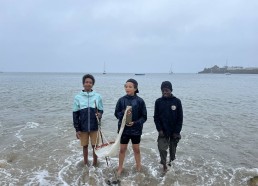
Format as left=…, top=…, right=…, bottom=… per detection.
left=115, top=95, right=147, bottom=136
left=154, top=95, right=183, bottom=136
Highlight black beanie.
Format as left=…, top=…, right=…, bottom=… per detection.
left=161, top=81, right=172, bottom=91
left=126, top=79, right=139, bottom=93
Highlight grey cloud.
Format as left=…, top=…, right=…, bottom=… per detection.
left=0, top=0, right=257, bottom=72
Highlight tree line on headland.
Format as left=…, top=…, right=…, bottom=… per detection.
left=198, top=65, right=258, bottom=74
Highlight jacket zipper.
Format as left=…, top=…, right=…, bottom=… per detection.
left=87, top=92, right=90, bottom=131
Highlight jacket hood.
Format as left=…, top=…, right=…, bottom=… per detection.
left=162, top=94, right=175, bottom=100
left=80, top=90, right=96, bottom=97
left=125, top=94, right=137, bottom=99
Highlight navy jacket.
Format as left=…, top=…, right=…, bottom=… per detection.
left=154, top=95, right=183, bottom=136
left=115, top=95, right=147, bottom=136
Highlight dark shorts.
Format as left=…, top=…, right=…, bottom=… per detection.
left=120, top=135, right=141, bottom=144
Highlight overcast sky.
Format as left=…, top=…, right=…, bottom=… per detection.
left=0, top=0, right=257, bottom=73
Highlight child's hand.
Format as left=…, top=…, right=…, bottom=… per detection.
left=172, top=133, right=181, bottom=139
left=126, top=109, right=132, bottom=115
left=159, top=130, right=165, bottom=137
left=126, top=121, right=134, bottom=126
left=96, top=113, right=102, bottom=119
left=76, top=131, right=81, bottom=139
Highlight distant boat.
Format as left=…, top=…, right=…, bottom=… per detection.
left=169, top=64, right=173, bottom=74
left=135, top=73, right=145, bottom=75
left=224, top=59, right=231, bottom=75
left=103, top=62, right=106, bottom=74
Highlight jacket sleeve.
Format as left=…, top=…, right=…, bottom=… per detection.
left=134, top=99, right=147, bottom=126
left=114, top=98, right=124, bottom=120
left=97, top=95, right=104, bottom=114
left=72, top=98, right=80, bottom=132
left=175, top=99, right=183, bottom=134
left=154, top=99, right=162, bottom=132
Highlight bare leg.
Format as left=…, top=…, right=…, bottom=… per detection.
left=132, top=144, right=141, bottom=171
left=117, top=144, right=128, bottom=176
left=92, top=145, right=98, bottom=166
left=83, top=145, right=88, bottom=165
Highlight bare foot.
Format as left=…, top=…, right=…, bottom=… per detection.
left=84, top=160, right=89, bottom=165
left=92, top=159, right=98, bottom=167
left=83, top=161, right=90, bottom=167
left=136, top=165, right=142, bottom=172
left=117, top=168, right=123, bottom=176
left=163, top=164, right=168, bottom=172
left=168, top=160, right=173, bottom=167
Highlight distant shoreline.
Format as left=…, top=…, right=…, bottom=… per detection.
left=198, top=65, right=258, bottom=74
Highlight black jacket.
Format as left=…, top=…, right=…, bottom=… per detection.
left=115, top=95, right=147, bottom=136
left=154, top=95, right=183, bottom=136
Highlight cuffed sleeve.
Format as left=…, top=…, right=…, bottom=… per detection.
left=114, top=98, right=124, bottom=120
left=72, top=97, right=81, bottom=132
left=175, top=100, right=183, bottom=134
left=97, top=95, right=104, bottom=114
left=154, top=99, right=162, bottom=132
left=134, top=100, right=147, bottom=126
left=73, top=111, right=80, bottom=132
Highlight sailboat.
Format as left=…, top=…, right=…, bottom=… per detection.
left=224, top=59, right=231, bottom=75
left=103, top=62, right=106, bottom=74
left=169, top=64, right=173, bottom=74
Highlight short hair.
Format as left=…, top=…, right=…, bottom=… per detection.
left=82, top=74, right=95, bottom=85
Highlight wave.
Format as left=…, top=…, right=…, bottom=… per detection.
left=15, top=122, right=40, bottom=142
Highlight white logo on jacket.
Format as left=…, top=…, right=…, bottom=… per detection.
left=171, top=105, right=176, bottom=110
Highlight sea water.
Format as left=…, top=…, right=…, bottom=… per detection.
left=0, top=72, right=258, bottom=186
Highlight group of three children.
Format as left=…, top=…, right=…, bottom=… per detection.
left=72, top=74, right=183, bottom=175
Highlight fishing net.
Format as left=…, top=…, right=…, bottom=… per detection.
left=95, top=106, right=131, bottom=158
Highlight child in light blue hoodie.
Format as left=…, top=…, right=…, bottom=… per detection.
left=73, top=74, right=103, bottom=166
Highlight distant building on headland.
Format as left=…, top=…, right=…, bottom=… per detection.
left=198, top=65, right=258, bottom=74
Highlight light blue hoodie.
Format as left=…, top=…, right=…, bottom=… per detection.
left=73, top=90, right=103, bottom=132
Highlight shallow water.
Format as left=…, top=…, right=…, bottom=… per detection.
left=0, top=72, right=258, bottom=185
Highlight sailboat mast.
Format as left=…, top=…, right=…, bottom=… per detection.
left=103, top=62, right=106, bottom=74
left=169, top=64, right=173, bottom=74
